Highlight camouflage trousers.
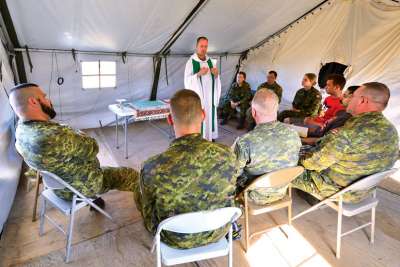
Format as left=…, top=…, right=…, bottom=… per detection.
left=220, top=100, right=249, bottom=119
left=55, top=167, right=140, bottom=201
left=237, top=174, right=288, bottom=205
left=292, top=171, right=372, bottom=203
left=245, top=107, right=255, bottom=127
left=277, top=110, right=307, bottom=122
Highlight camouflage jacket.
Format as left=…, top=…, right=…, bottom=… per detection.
left=233, top=121, right=301, bottom=204
left=140, top=133, right=237, bottom=249
left=302, top=112, right=399, bottom=190
left=257, top=82, right=283, bottom=103
left=15, top=120, right=103, bottom=199
left=224, top=81, right=252, bottom=104
left=292, top=87, right=322, bottom=117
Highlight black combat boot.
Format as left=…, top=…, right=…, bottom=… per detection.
left=89, top=197, right=106, bottom=212
left=236, top=117, right=246, bottom=130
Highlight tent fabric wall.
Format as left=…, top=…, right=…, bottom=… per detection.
left=0, top=41, right=21, bottom=233
left=23, top=52, right=239, bottom=129
left=242, top=0, right=400, bottom=135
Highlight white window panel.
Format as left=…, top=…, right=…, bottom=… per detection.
left=100, top=75, right=116, bottom=88
left=82, top=75, right=100, bottom=89
left=100, top=61, right=116, bottom=75
left=81, top=61, right=99, bottom=75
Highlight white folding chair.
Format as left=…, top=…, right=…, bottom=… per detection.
left=38, top=171, right=112, bottom=262
left=151, top=207, right=242, bottom=267
left=241, top=166, right=304, bottom=252
left=292, top=168, right=398, bottom=258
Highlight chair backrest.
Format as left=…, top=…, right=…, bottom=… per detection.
left=246, top=166, right=304, bottom=190
left=40, top=171, right=112, bottom=220
left=41, top=171, right=66, bottom=190
left=341, top=168, right=398, bottom=194
left=156, top=207, right=242, bottom=235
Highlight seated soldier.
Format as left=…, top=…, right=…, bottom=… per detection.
left=302, top=86, right=359, bottom=145
left=139, top=89, right=237, bottom=249
left=278, top=73, right=322, bottom=122
left=10, top=84, right=139, bottom=205
left=233, top=89, right=301, bottom=205
left=293, top=82, right=399, bottom=203
left=302, top=74, right=346, bottom=128
left=256, top=70, right=283, bottom=102
left=246, top=70, right=283, bottom=130
left=220, top=71, right=252, bottom=129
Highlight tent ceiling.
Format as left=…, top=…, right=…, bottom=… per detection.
left=171, top=0, right=323, bottom=53
left=6, top=0, right=197, bottom=53
left=7, top=0, right=323, bottom=54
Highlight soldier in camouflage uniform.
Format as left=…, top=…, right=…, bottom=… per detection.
left=10, top=83, right=139, bottom=201
left=220, top=71, right=253, bottom=129
left=278, top=73, right=322, bottom=122
left=293, top=82, right=399, bottom=203
left=139, top=89, right=237, bottom=249
left=246, top=70, right=283, bottom=130
left=234, top=89, right=301, bottom=205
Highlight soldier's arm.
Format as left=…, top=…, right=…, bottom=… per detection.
left=305, top=92, right=322, bottom=117
left=55, top=125, right=99, bottom=159
left=232, top=137, right=249, bottom=176
left=292, top=90, right=301, bottom=109
left=276, top=86, right=283, bottom=103
left=301, top=131, right=350, bottom=171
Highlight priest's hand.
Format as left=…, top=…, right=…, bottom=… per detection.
left=197, top=67, right=209, bottom=77
left=211, top=67, right=219, bottom=77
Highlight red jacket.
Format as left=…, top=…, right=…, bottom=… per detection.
left=313, top=96, right=345, bottom=124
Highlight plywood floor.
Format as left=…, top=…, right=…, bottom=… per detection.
left=1, top=120, right=399, bottom=267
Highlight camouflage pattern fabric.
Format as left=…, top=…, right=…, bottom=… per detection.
left=278, top=87, right=322, bottom=122
left=246, top=82, right=284, bottom=127
left=15, top=120, right=139, bottom=200
left=233, top=121, right=302, bottom=205
left=257, top=82, right=283, bottom=103
left=293, top=112, right=399, bottom=203
left=139, top=133, right=237, bottom=249
left=220, top=81, right=252, bottom=119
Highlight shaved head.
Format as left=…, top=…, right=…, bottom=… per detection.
left=9, top=84, right=41, bottom=116
left=9, top=83, right=56, bottom=121
left=170, top=89, right=203, bottom=126
left=252, top=88, right=279, bottom=116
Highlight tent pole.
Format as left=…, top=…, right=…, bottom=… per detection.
left=0, top=0, right=27, bottom=83
left=13, top=47, right=241, bottom=58
left=149, top=0, right=209, bottom=100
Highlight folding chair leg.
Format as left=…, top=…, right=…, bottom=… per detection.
left=32, top=172, right=42, bottom=222
left=288, top=204, right=292, bottom=226
left=244, top=192, right=249, bottom=252
left=39, top=197, right=46, bottom=236
left=65, top=196, right=77, bottom=263
left=336, top=198, right=343, bottom=259
left=156, top=235, right=161, bottom=267
left=370, top=206, right=376, bottom=244
left=228, top=225, right=233, bottom=267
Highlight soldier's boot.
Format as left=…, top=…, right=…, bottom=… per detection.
left=236, top=117, right=246, bottom=130
left=220, top=113, right=229, bottom=125
left=89, top=197, right=106, bottom=212
left=296, top=189, right=319, bottom=206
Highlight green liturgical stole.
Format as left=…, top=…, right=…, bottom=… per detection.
left=192, top=58, right=216, bottom=133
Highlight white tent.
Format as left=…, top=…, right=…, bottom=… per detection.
left=1, top=0, right=399, bottom=232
